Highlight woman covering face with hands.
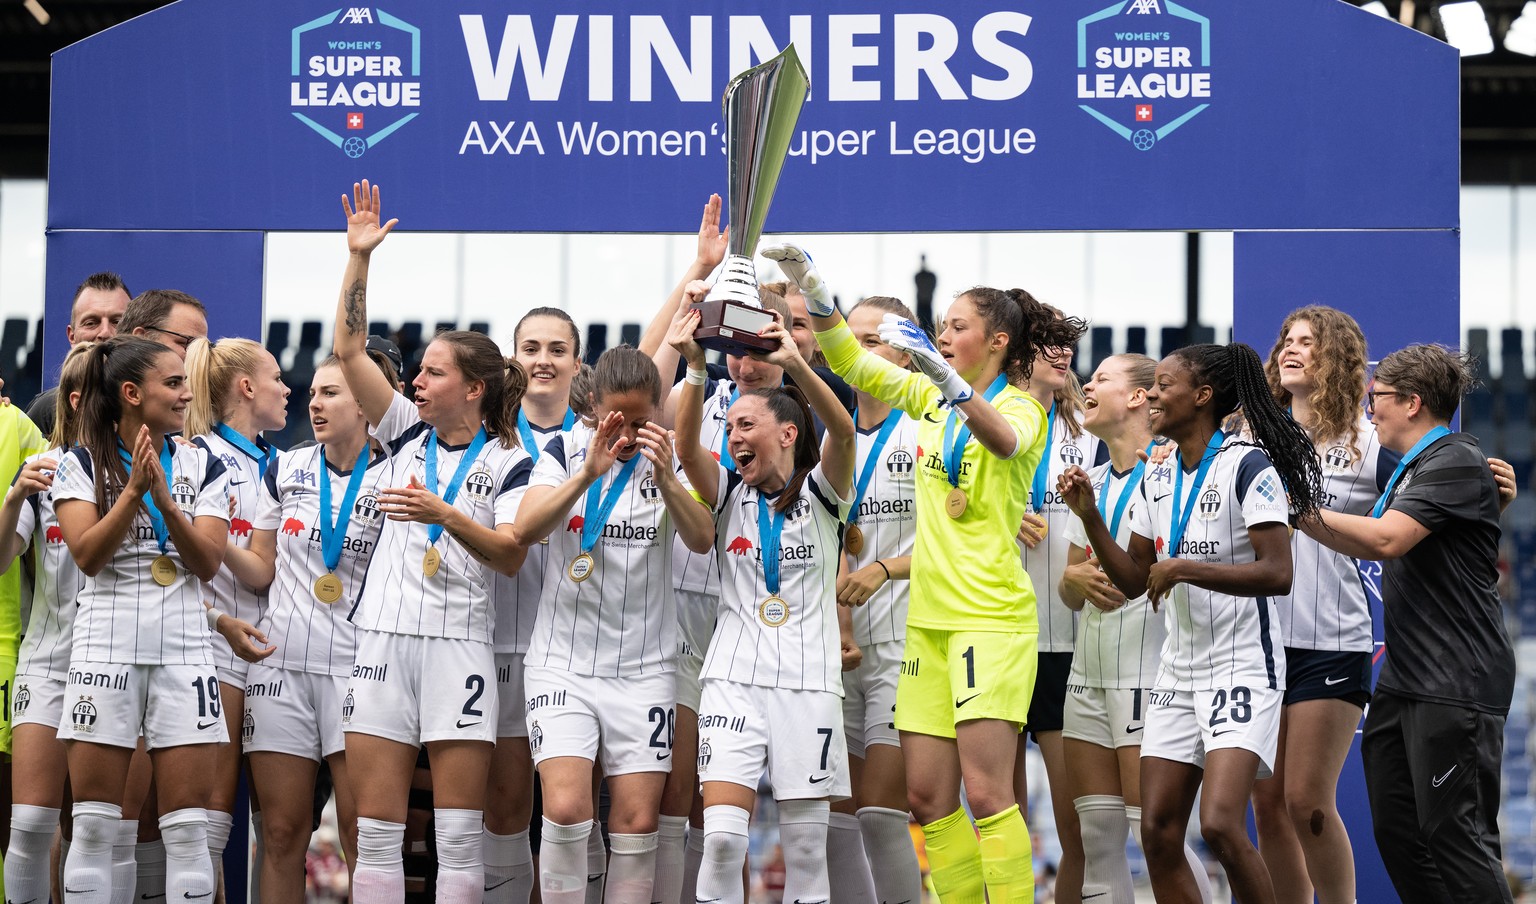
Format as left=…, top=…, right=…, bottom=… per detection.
left=1057, top=342, right=1323, bottom=904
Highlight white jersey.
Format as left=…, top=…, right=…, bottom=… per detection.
left=354, top=393, right=531, bottom=643
left=492, top=418, right=566, bottom=655
left=1021, top=413, right=1105, bottom=652
left=1129, top=436, right=1289, bottom=692
left=846, top=414, right=918, bottom=648
left=13, top=448, right=80, bottom=681
left=527, top=423, right=681, bottom=677
left=672, top=376, right=734, bottom=597
left=704, top=463, right=851, bottom=694
left=194, top=429, right=278, bottom=671
left=254, top=444, right=390, bottom=676
left=1278, top=419, right=1396, bottom=651
left=1063, top=461, right=1164, bottom=689
left=53, top=441, right=230, bottom=665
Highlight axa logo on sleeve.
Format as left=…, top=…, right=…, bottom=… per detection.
left=290, top=7, right=422, bottom=158
left=1075, top=0, right=1212, bottom=151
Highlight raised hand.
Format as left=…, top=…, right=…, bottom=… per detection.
left=878, top=313, right=973, bottom=406
left=667, top=303, right=707, bottom=368
left=1056, top=466, right=1098, bottom=518
left=752, top=313, right=802, bottom=370
left=132, top=426, right=165, bottom=504
left=342, top=179, right=398, bottom=256
left=634, top=423, right=675, bottom=475
left=581, top=411, right=628, bottom=481
left=7, top=457, right=57, bottom=502
left=762, top=243, right=835, bottom=317
left=696, top=193, right=728, bottom=271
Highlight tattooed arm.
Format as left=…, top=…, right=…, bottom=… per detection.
left=334, top=179, right=401, bottom=427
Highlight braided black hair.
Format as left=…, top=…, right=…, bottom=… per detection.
left=1172, top=343, right=1324, bottom=519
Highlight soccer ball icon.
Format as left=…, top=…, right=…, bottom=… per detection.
left=343, top=137, right=367, bottom=158
left=1131, top=129, right=1156, bottom=151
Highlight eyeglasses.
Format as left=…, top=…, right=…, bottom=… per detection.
left=148, top=325, right=199, bottom=350
left=1365, top=390, right=1403, bottom=413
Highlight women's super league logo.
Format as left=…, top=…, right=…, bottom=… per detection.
left=1075, top=0, right=1213, bottom=151
left=289, top=7, right=423, bottom=158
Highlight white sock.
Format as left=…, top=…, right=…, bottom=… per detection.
left=585, top=828, right=607, bottom=904
left=696, top=806, right=749, bottom=904
left=158, top=808, right=214, bottom=903
left=541, top=819, right=593, bottom=904
left=248, top=812, right=263, bottom=904
left=60, top=832, right=72, bottom=901
left=352, top=817, right=406, bottom=904
left=1076, top=796, right=1133, bottom=904
left=203, top=809, right=232, bottom=887
left=135, top=839, right=166, bottom=902
left=1126, top=805, right=1211, bottom=904
left=605, top=833, right=658, bottom=904
left=483, top=828, right=535, bottom=904
left=653, top=816, right=688, bottom=904
left=777, top=800, right=830, bottom=904
left=65, top=801, right=122, bottom=904
left=433, top=808, right=484, bottom=904
left=110, top=819, right=140, bottom=904
left=5, top=804, right=60, bottom=904
left=857, top=806, right=924, bottom=904
left=681, top=824, right=705, bottom=904
left=826, top=812, right=876, bottom=904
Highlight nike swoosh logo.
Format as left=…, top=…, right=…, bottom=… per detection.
left=955, top=693, right=980, bottom=707
left=1432, top=765, right=1457, bottom=787
left=698, top=898, right=723, bottom=903
left=1124, top=724, right=1143, bottom=734
left=141, top=895, right=167, bottom=901
left=483, top=878, right=513, bottom=891
left=808, top=773, right=831, bottom=784
left=457, top=720, right=482, bottom=728
left=793, top=899, right=828, bottom=903
left=183, top=893, right=213, bottom=900
left=587, top=875, right=603, bottom=883
left=229, top=480, right=248, bottom=486
left=10, top=898, right=40, bottom=904
left=1211, top=729, right=1236, bottom=737
left=65, top=890, right=96, bottom=896
left=1084, top=894, right=1108, bottom=900
left=1323, top=676, right=1348, bottom=686
left=197, top=720, right=218, bottom=730
left=656, top=751, right=669, bottom=760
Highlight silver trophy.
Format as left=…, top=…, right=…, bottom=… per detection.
left=693, top=44, right=810, bottom=355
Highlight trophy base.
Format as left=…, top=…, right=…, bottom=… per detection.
left=693, top=299, right=778, bottom=356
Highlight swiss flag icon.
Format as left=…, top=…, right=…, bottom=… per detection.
left=346, top=112, right=365, bottom=130
left=1135, top=104, right=1153, bottom=122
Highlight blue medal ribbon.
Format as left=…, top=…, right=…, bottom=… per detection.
left=319, top=444, right=372, bottom=573
left=756, top=492, right=788, bottom=595
left=423, top=426, right=489, bottom=547
left=214, top=423, right=273, bottom=477
left=517, top=407, right=576, bottom=465
left=849, top=409, right=903, bottom=526
left=1029, top=400, right=1058, bottom=513
left=1371, top=426, right=1450, bottom=518
left=1097, top=442, right=1157, bottom=540
left=942, top=374, right=1009, bottom=489
left=580, top=454, right=641, bottom=554
left=1167, top=430, right=1225, bottom=559
left=117, top=438, right=175, bottom=554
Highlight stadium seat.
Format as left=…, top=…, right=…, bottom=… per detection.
left=618, top=323, right=641, bottom=348
left=1089, top=326, right=1114, bottom=372
left=585, top=324, right=608, bottom=364
left=264, top=320, right=291, bottom=362
left=1125, top=326, right=1148, bottom=357
left=468, top=321, right=490, bottom=336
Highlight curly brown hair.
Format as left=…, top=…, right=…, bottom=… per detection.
left=1263, top=305, right=1367, bottom=459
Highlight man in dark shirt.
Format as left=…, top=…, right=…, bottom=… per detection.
left=1302, top=343, right=1515, bottom=904
left=24, top=272, right=131, bottom=437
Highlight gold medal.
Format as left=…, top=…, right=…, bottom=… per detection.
left=422, top=546, right=442, bottom=577
left=150, top=555, right=177, bottom=587
left=945, top=487, right=968, bottom=519
left=758, top=596, right=790, bottom=627
left=844, top=524, right=865, bottom=556
left=568, top=553, right=596, bottom=583
left=313, top=573, right=344, bottom=604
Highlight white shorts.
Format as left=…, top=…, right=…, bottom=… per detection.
left=217, top=660, right=250, bottom=690
left=1062, top=684, right=1152, bottom=749
left=525, top=666, right=674, bottom=776
left=342, top=630, right=497, bottom=746
left=697, top=679, right=851, bottom=801
left=495, top=652, right=528, bottom=739
left=13, top=674, right=66, bottom=730
left=842, top=640, right=902, bottom=758
left=1139, top=686, right=1282, bottom=780
left=242, top=666, right=348, bottom=761
left=57, top=661, right=229, bottom=750
left=674, top=589, right=715, bottom=713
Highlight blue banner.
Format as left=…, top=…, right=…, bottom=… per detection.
left=47, top=0, right=1458, bottom=234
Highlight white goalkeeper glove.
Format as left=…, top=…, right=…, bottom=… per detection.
left=877, top=313, right=973, bottom=407
left=761, top=243, right=836, bottom=317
